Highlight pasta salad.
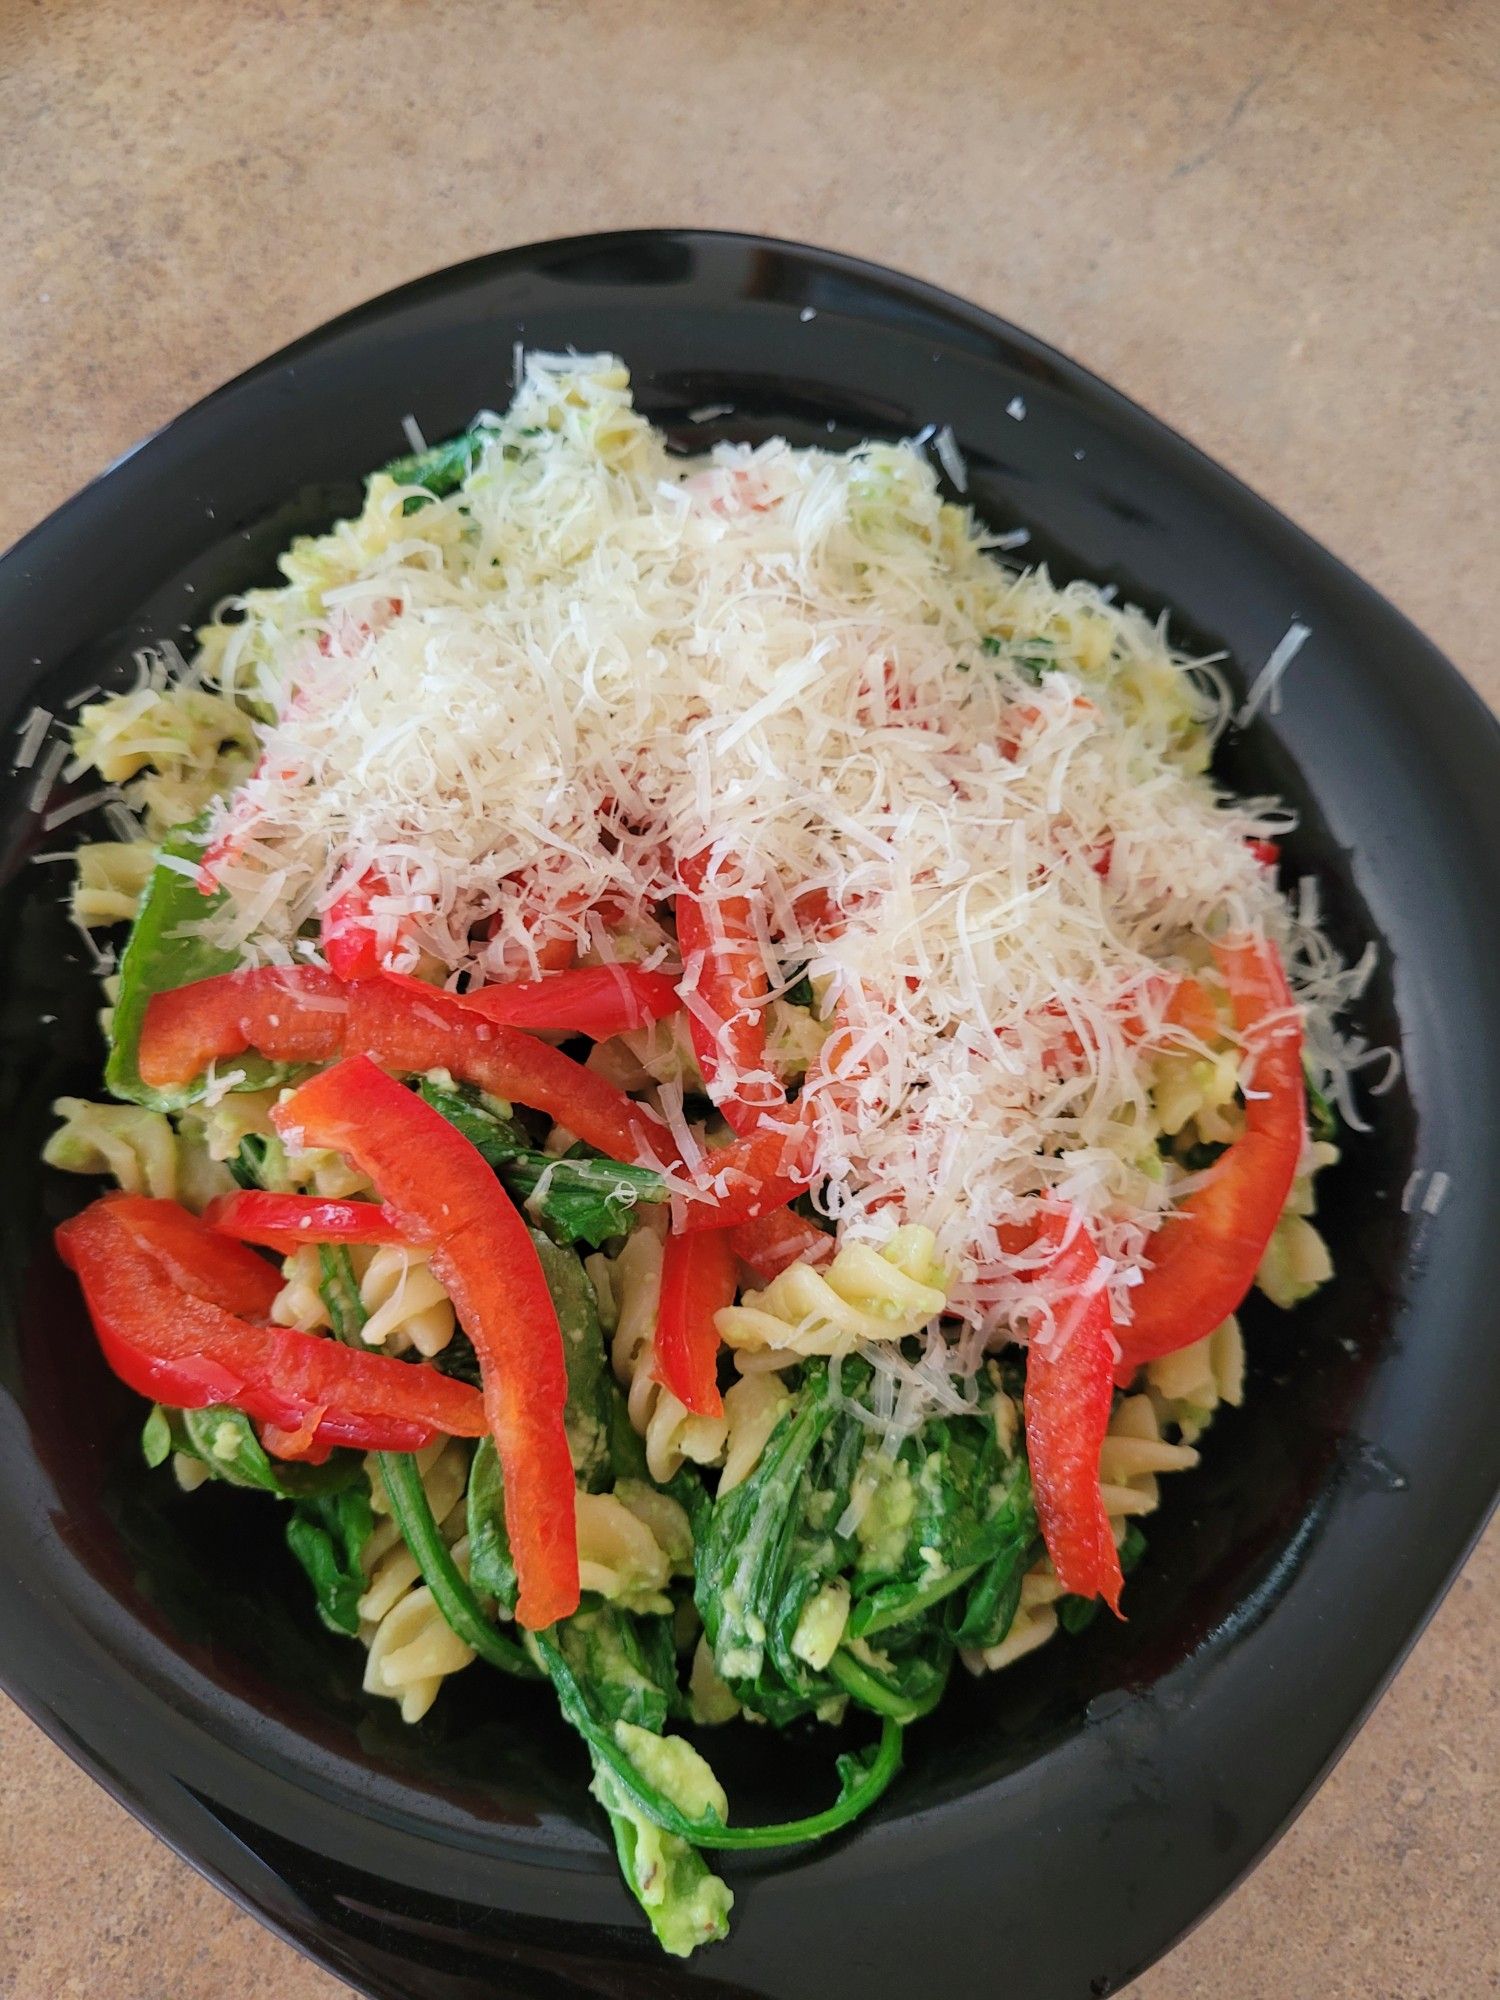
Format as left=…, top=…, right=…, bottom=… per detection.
left=44, top=355, right=1376, bottom=1957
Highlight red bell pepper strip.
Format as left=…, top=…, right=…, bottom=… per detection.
left=1116, top=934, right=1304, bottom=1373
left=204, top=1190, right=408, bottom=1254
left=1033, top=972, right=1220, bottom=1076
left=676, top=1122, right=814, bottom=1232
left=530, top=933, right=577, bottom=972
left=105, top=1190, right=284, bottom=1315
left=138, top=967, right=347, bottom=1090
left=135, top=969, right=676, bottom=1171
left=321, top=871, right=389, bottom=980
left=1246, top=839, right=1281, bottom=868
left=56, top=1195, right=488, bottom=1456
left=345, top=977, right=678, bottom=1169
left=493, top=884, right=609, bottom=974
left=676, top=851, right=784, bottom=1138
left=273, top=1056, right=580, bottom=1629
left=435, top=965, right=683, bottom=1040
left=674, top=988, right=871, bottom=1232
left=730, top=1207, right=835, bottom=1282
left=652, top=1227, right=736, bottom=1418
left=1008, top=1209, right=1123, bottom=1613
left=1161, top=974, right=1221, bottom=1046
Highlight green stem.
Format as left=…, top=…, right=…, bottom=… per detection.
left=848, top=1561, right=980, bottom=1639
left=536, top=1632, right=904, bottom=1850
left=375, top=1449, right=540, bottom=1680
left=825, top=1646, right=949, bottom=1723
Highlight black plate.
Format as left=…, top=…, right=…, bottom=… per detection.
left=1, top=232, right=1496, bottom=2000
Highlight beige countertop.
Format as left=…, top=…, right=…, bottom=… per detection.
left=0, top=1, right=1495, bottom=1994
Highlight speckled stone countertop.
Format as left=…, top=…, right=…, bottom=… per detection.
left=0, top=2, right=1494, bottom=1994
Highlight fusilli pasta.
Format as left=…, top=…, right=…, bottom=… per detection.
left=360, top=1440, right=476, bottom=1722
left=715, top=1225, right=946, bottom=1367
left=1097, top=1393, right=1200, bottom=1520
left=271, top=1242, right=456, bottom=1358
left=965, top=1393, right=1202, bottom=1677
left=1256, top=1141, right=1339, bottom=1308
left=608, top=1222, right=727, bottom=1483
left=358, top=1243, right=456, bottom=1357
left=70, top=841, right=155, bottom=928
left=575, top=1488, right=680, bottom=1613
left=45, top=1097, right=180, bottom=1202
left=71, top=682, right=257, bottom=837
left=1146, top=1315, right=1245, bottom=1443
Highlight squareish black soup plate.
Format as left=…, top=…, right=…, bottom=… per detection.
left=0, top=232, right=1496, bottom=2000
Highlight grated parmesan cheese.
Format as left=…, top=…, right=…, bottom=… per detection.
left=933, top=426, right=968, bottom=493
left=147, top=354, right=1367, bottom=1350
left=13, top=705, right=53, bottom=771
left=1238, top=620, right=1311, bottom=724
left=27, top=737, right=68, bottom=813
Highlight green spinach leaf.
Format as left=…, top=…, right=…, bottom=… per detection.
left=528, top=1226, right=611, bottom=1486
left=106, top=817, right=287, bottom=1110
left=382, top=422, right=498, bottom=511
left=286, top=1486, right=375, bottom=1634
left=417, top=1077, right=666, bottom=1246
left=148, top=1404, right=362, bottom=1498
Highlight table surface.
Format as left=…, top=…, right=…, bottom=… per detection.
left=1, top=1, right=1495, bottom=1995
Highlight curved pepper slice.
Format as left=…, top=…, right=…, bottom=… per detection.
left=321, top=870, right=390, bottom=980
left=136, top=970, right=677, bottom=1170
left=1116, top=935, right=1304, bottom=1373
left=390, top=964, right=683, bottom=1041
left=729, top=1208, right=835, bottom=1283
left=676, top=851, right=785, bottom=1138
left=346, top=977, right=677, bottom=1169
left=204, top=1190, right=408, bottom=1254
left=1009, top=1209, right=1123, bottom=1613
left=56, top=1195, right=487, bottom=1455
left=106, top=1190, right=286, bottom=1315
left=138, top=966, right=347, bottom=1089
left=677, top=1122, right=814, bottom=1232
left=274, top=1055, right=579, bottom=1629
left=675, top=985, right=875, bottom=1232
left=652, top=1227, right=736, bottom=1418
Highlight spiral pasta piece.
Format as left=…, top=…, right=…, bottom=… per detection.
left=1097, top=1393, right=1200, bottom=1519
left=715, top=1225, right=947, bottom=1367
left=45, top=1097, right=179, bottom=1202
left=1146, top=1315, right=1245, bottom=1443
left=965, top=1393, right=1204, bottom=1678
left=271, top=1245, right=332, bottom=1333
left=574, top=1489, right=677, bottom=1612
left=269, top=1242, right=456, bottom=1358
left=609, top=1223, right=727, bottom=1483
left=962, top=1597, right=1060, bottom=1677
left=359, top=1440, right=476, bottom=1723
left=70, top=842, right=156, bottom=928
left=70, top=683, right=257, bottom=837
left=718, top=1374, right=793, bottom=1493
left=193, top=1087, right=282, bottom=1163
left=358, top=1244, right=456, bottom=1358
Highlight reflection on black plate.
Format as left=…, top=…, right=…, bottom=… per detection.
left=1, top=233, right=1496, bottom=2000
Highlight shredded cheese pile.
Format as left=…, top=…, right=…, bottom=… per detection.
left=183, top=354, right=1369, bottom=1336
